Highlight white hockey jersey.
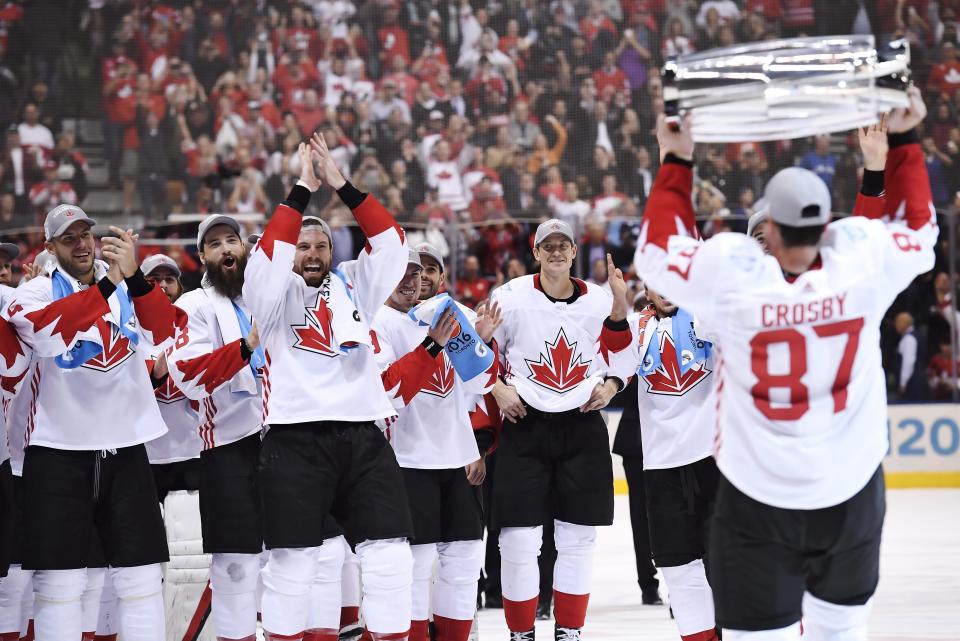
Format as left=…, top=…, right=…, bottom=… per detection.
left=371, top=303, right=497, bottom=469
left=634, top=141, right=938, bottom=510
left=490, top=274, right=635, bottom=412
left=145, top=349, right=203, bottom=464
left=167, top=284, right=263, bottom=451
left=625, top=309, right=716, bottom=470
left=4, top=261, right=185, bottom=450
left=243, top=191, right=407, bottom=425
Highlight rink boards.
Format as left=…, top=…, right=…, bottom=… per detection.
left=604, top=403, right=960, bottom=490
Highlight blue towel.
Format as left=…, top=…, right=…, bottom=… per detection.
left=638, top=308, right=712, bottom=377
left=408, top=294, right=495, bottom=382
left=232, top=301, right=265, bottom=375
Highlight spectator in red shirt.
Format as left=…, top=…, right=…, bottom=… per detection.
left=928, top=340, right=959, bottom=400
left=580, top=0, right=619, bottom=54
left=382, top=54, right=419, bottom=105
left=457, top=254, right=492, bottom=308
left=593, top=51, right=631, bottom=102
left=292, top=89, right=325, bottom=137
left=378, top=4, right=411, bottom=67
left=29, top=159, right=77, bottom=217
left=273, top=53, right=320, bottom=111
left=928, top=42, right=960, bottom=98
left=464, top=56, right=507, bottom=116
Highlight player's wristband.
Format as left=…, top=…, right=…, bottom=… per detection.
left=239, top=337, right=253, bottom=362
left=663, top=153, right=694, bottom=168
left=422, top=337, right=444, bottom=358
left=337, top=180, right=367, bottom=209
left=124, top=268, right=152, bottom=297
left=860, top=169, right=885, bottom=197
left=284, top=184, right=312, bottom=213
left=888, top=129, right=919, bottom=148
left=605, top=376, right=626, bottom=392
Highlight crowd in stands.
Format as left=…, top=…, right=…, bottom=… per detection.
left=0, top=0, right=958, bottom=399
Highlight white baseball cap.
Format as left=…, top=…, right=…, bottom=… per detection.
left=747, top=199, right=770, bottom=237
left=141, top=253, right=181, bottom=278
left=763, top=167, right=832, bottom=228
left=534, top=219, right=576, bottom=246
left=196, top=214, right=241, bottom=249
left=44, top=204, right=97, bottom=241
left=408, top=247, right=423, bottom=269
left=302, top=216, right=333, bottom=242
left=416, top=242, right=444, bottom=272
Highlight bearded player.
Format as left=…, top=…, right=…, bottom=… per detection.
left=634, top=88, right=935, bottom=640
left=488, top=219, right=635, bottom=641
left=245, top=135, right=413, bottom=641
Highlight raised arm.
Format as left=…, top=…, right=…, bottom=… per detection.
left=633, top=116, right=733, bottom=321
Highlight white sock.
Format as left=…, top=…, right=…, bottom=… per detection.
left=356, top=538, right=413, bottom=634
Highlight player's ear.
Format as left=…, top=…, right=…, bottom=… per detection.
left=570, top=243, right=577, bottom=259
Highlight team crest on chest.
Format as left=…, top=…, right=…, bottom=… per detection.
left=154, top=375, right=186, bottom=404
left=82, top=320, right=136, bottom=372
left=291, top=293, right=337, bottom=357
left=421, top=355, right=455, bottom=398
left=525, top=328, right=591, bottom=393
left=643, top=332, right=710, bottom=396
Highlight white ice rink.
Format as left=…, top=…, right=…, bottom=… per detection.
left=476, top=489, right=960, bottom=640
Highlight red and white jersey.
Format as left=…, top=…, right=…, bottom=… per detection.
left=426, top=160, right=468, bottom=212
left=243, top=193, right=407, bottom=425
left=145, top=349, right=203, bottom=464
left=167, top=285, right=263, bottom=451
left=2, top=283, right=34, bottom=473
left=371, top=304, right=497, bottom=469
left=490, top=275, right=634, bottom=412
left=625, top=310, right=715, bottom=470
left=634, top=141, right=938, bottom=509
left=1, top=285, right=31, bottom=467
left=4, top=262, right=185, bottom=451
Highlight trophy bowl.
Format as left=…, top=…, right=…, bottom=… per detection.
left=663, top=35, right=911, bottom=142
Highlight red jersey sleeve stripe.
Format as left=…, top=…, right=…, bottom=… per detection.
left=642, top=162, right=696, bottom=250
left=132, top=285, right=187, bottom=344
left=852, top=192, right=885, bottom=219
left=24, top=286, right=111, bottom=347
left=259, top=204, right=303, bottom=261
left=174, top=338, right=249, bottom=395
left=381, top=344, right=442, bottom=406
left=353, top=194, right=401, bottom=240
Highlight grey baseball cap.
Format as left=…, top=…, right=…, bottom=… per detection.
left=0, top=242, right=19, bottom=260
left=747, top=199, right=770, bottom=237
left=141, top=253, right=181, bottom=278
left=302, top=216, right=333, bottom=242
left=416, top=242, right=444, bottom=271
left=44, top=204, right=97, bottom=241
left=763, top=167, right=832, bottom=228
left=197, top=214, right=241, bottom=249
left=408, top=246, right=423, bottom=269
left=534, top=219, right=576, bottom=246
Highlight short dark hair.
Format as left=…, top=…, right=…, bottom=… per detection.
left=775, top=222, right=826, bottom=248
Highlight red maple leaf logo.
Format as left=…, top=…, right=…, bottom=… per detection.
left=291, top=294, right=337, bottom=357
left=155, top=375, right=186, bottom=404
left=82, top=320, right=136, bottom=372
left=642, top=332, right=710, bottom=396
left=525, top=329, right=591, bottom=393
left=421, top=355, right=455, bottom=398
left=436, top=170, right=453, bottom=180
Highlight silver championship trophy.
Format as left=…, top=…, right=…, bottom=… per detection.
left=663, top=35, right=911, bottom=142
